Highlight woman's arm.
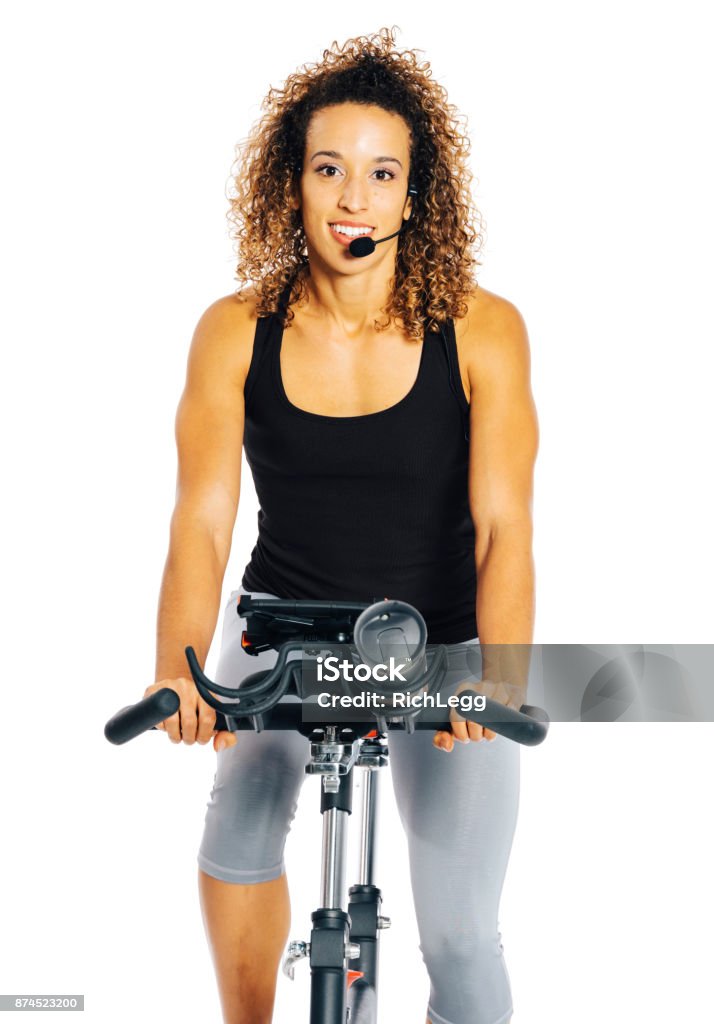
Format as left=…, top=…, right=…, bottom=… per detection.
left=470, top=297, right=538, bottom=649
left=471, top=299, right=538, bottom=727
left=436, top=292, right=539, bottom=750
left=149, top=292, right=256, bottom=746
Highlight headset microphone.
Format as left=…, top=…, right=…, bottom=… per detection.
left=349, top=225, right=403, bottom=258
left=348, top=182, right=418, bottom=258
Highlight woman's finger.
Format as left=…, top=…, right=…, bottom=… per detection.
left=213, top=730, right=238, bottom=752
left=451, top=697, right=485, bottom=743
left=466, top=719, right=486, bottom=741
left=450, top=719, right=471, bottom=743
left=164, top=709, right=181, bottom=743
left=181, top=701, right=199, bottom=745
left=197, top=705, right=217, bottom=745
left=433, top=729, right=454, bottom=752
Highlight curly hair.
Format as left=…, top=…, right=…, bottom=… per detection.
left=227, top=25, right=485, bottom=340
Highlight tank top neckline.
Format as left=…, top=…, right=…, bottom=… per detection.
left=272, top=313, right=431, bottom=424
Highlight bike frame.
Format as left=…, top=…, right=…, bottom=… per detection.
left=282, top=723, right=389, bottom=1023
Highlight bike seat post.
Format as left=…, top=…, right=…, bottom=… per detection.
left=358, top=763, right=380, bottom=886
left=340, top=736, right=391, bottom=1013
left=319, top=763, right=352, bottom=911
left=307, top=729, right=357, bottom=1023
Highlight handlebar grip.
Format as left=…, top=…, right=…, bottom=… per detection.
left=458, top=698, right=550, bottom=746
left=104, top=688, right=181, bottom=745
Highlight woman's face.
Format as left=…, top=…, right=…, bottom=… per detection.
left=294, top=102, right=413, bottom=272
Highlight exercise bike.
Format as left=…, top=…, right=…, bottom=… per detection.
left=105, top=596, right=549, bottom=1023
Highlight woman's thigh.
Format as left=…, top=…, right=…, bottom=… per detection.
left=388, top=649, right=521, bottom=1024
left=197, top=589, right=312, bottom=884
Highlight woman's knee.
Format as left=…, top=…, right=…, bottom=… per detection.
left=198, top=732, right=309, bottom=882
left=421, top=921, right=512, bottom=1024
left=420, top=915, right=506, bottom=977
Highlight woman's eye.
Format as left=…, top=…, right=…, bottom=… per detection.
left=316, top=164, right=341, bottom=177
left=314, top=165, right=395, bottom=182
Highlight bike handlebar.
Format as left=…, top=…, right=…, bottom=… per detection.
left=105, top=693, right=549, bottom=745
left=105, top=645, right=550, bottom=747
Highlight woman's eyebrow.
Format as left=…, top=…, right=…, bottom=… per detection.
left=309, top=150, right=402, bottom=168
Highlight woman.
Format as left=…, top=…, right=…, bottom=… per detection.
left=144, top=26, right=538, bottom=1024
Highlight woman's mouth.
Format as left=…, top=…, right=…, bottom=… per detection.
left=328, top=222, right=376, bottom=246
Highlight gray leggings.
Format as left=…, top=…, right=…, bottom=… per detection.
left=198, top=589, right=520, bottom=1024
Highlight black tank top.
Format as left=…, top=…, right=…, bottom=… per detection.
left=240, top=285, right=478, bottom=643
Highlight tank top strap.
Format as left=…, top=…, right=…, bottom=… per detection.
left=243, top=282, right=293, bottom=406
left=439, top=317, right=471, bottom=443
left=243, top=312, right=273, bottom=407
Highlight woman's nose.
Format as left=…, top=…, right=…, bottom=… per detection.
left=338, top=177, right=370, bottom=211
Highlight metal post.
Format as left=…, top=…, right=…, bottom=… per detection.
left=358, top=768, right=380, bottom=886
left=320, top=806, right=348, bottom=909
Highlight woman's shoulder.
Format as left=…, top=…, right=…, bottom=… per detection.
left=453, top=284, right=531, bottom=391
left=188, top=287, right=261, bottom=391
left=197, top=286, right=260, bottom=332
left=453, top=284, right=526, bottom=338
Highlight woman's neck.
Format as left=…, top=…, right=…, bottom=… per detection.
left=300, top=266, right=395, bottom=341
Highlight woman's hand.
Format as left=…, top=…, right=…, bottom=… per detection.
left=433, top=678, right=522, bottom=752
left=143, top=679, right=238, bottom=752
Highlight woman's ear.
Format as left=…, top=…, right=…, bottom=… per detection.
left=403, top=181, right=417, bottom=222
left=403, top=197, right=412, bottom=222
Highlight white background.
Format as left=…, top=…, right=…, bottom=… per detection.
left=1, top=2, right=713, bottom=1022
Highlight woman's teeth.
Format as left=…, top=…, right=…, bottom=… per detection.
left=329, top=224, right=373, bottom=237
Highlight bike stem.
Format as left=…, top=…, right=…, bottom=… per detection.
left=283, top=728, right=391, bottom=1022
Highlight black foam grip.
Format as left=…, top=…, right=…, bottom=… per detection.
left=104, top=688, right=180, bottom=745
left=456, top=697, right=550, bottom=746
